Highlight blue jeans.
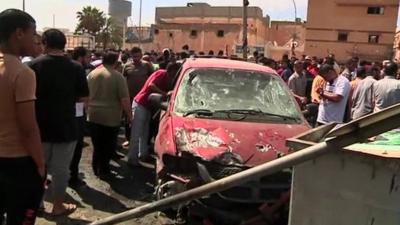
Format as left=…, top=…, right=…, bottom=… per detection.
left=128, top=101, right=152, bottom=165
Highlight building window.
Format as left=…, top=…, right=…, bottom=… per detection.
left=338, top=32, right=348, bottom=42
left=190, top=30, right=197, bottom=37
left=368, top=35, right=379, bottom=43
left=367, top=7, right=384, bottom=15
left=154, top=29, right=159, bottom=35
left=217, top=30, right=224, bottom=37
left=169, top=32, right=173, bottom=38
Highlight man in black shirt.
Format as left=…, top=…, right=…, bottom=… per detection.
left=28, top=29, right=89, bottom=216
left=69, top=47, right=90, bottom=187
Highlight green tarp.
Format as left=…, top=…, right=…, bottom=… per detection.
left=348, top=129, right=400, bottom=151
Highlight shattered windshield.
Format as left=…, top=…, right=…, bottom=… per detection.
left=173, top=68, right=301, bottom=121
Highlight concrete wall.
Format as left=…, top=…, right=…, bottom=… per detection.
left=289, top=151, right=400, bottom=225
left=264, top=21, right=306, bottom=60
left=268, top=21, right=306, bottom=47
left=305, top=0, right=399, bottom=62
left=394, top=30, right=400, bottom=62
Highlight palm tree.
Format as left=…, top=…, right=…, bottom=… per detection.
left=75, top=6, right=106, bottom=36
left=290, top=32, right=300, bottom=42
left=289, top=32, right=300, bottom=57
left=98, top=17, right=123, bottom=49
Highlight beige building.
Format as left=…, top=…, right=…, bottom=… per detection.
left=268, top=20, right=306, bottom=46
left=267, top=20, right=306, bottom=60
left=305, top=0, right=399, bottom=62
left=151, top=2, right=270, bottom=56
left=394, top=28, right=400, bottom=62
left=126, top=2, right=306, bottom=60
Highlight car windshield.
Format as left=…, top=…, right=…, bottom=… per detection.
left=173, top=68, right=301, bottom=121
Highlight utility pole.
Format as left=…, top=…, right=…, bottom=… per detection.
left=22, top=0, right=25, bottom=11
left=291, top=0, right=298, bottom=57
left=122, top=18, right=126, bottom=50
left=52, top=14, right=55, bottom=28
left=292, top=0, right=297, bottom=21
left=138, top=0, right=142, bottom=48
left=242, top=0, right=249, bottom=60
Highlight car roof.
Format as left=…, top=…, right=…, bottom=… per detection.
left=181, top=58, right=278, bottom=75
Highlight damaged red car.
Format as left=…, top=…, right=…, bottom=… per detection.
left=150, top=58, right=310, bottom=225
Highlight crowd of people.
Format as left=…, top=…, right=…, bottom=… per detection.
left=0, top=9, right=179, bottom=224
left=264, top=53, right=400, bottom=127
left=1, top=8, right=400, bottom=225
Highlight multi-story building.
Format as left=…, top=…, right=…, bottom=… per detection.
left=394, top=28, right=400, bottom=62
left=268, top=20, right=306, bottom=47
left=266, top=20, right=306, bottom=60
left=305, top=0, right=399, bottom=62
left=126, top=2, right=306, bottom=60
left=151, top=2, right=270, bottom=56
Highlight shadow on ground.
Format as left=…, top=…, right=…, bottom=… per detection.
left=36, top=134, right=163, bottom=225
left=74, top=184, right=129, bottom=214
left=107, top=158, right=155, bottom=202
left=39, top=214, right=90, bottom=225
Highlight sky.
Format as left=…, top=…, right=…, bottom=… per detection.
left=0, top=0, right=399, bottom=31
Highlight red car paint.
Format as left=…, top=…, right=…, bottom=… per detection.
left=154, top=58, right=310, bottom=174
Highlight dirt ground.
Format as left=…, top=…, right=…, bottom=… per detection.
left=36, top=134, right=172, bottom=225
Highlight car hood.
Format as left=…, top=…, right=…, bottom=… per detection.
left=172, top=116, right=310, bottom=167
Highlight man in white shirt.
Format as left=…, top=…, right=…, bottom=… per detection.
left=351, top=66, right=380, bottom=120
left=374, top=62, right=400, bottom=112
left=288, top=60, right=308, bottom=104
left=316, top=64, right=351, bottom=125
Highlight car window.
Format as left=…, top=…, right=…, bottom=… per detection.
left=173, top=68, right=301, bottom=120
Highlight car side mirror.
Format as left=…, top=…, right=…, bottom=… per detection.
left=149, top=93, right=168, bottom=111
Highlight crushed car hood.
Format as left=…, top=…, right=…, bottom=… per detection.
left=172, top=116, right=310, bottom=167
